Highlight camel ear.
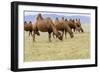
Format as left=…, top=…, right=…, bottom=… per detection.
left=56, top=17, right=58, bottom=20
left=36, top=31, right=40, bottom=36
left=29, top=21, right=32, bottom=24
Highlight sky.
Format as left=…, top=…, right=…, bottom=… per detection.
left=24, top=11, right=91, bottom=24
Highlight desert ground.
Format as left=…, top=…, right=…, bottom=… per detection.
left=24, top=24, right=90, bottom=62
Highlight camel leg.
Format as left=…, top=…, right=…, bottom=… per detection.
left=29, top=31, right=31, bottom=36
left=73, top=28, right=76, bottom=32
left=30, top=31, right=32, bottom=37
left=29, top=31, right=32, bottom=36
left=68, top=30, right=74, bottom=38
left=62, top=31, right=64, bottom=40
left=52, top=32, right=55, bottom=39
left=65, top=30, right=67, bottom=38
left=48, top=32, right=51, bottom=42
left=32, top=32, right=35, bottom=42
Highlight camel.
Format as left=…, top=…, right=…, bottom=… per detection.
left=75, top=19, right=84, bottom=32
left=24, top=21, right=33, bottom=36
left=53, top=17, right=74, bottom=39
left=32, top=14, right=63, bottom=42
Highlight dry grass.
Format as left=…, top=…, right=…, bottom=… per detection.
left=24, top=24, right=90, bottom=62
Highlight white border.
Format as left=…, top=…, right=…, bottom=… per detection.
left=18, top=5, right=95, bottom=68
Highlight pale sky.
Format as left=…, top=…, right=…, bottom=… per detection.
left=24, top=11, right=91, bottom=17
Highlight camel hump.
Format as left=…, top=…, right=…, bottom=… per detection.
left=46, top=17, right=54, bottom=23
left=24, top=21, right=27, bottom=24
left=75, top=19, right=80, bottom=23
left=62, top=17, right=64, bottom=20
left=29, top=21, right=33, bottom=27
left=56, top=17, right=59, bottom=20
left=29, top=21, right=32, bottom=24
left=72, top=19, right=75, bottom=22
left=65, top=19, right=67, bottom=21
left=75, top=18, right=80, bottom=22
left=37, top=13, right=43, bottom=20
left=69, top=19, right=72, bottom=21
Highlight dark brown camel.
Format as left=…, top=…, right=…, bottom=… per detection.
left=64, top=19, right=84, bottom=38
left=53, top=17, right=74, bottom=39
left=65, top=19, right=80, bottom=32
left=24, top=21, right=40, bottom=37
left=75, top=19, right=84, bottom=32
left=24, top=21, right=33, bottom=36
left=33, top=13, right=63, bottom=42
left=65, top=19, right=80, bottom=37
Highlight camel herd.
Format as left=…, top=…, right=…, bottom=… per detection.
left=24, top=13, right=84, bottom=42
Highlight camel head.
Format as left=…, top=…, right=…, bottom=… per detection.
left=70, top=33, right=74, bottom=38
left=75, top=19, right=84, bottom=32
left=35, top=31, right=40, bottom=36
left=57, top=31, right=63, bottom=40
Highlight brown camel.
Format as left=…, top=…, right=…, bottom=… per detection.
left=24, top=21, right=33, bottom=36
left=33, top=13, right=63, bottom=42
left=53, top=17, right=74, bottom=39
left=24, top=21, right=40, bottom=37
left=64, top=19, right=84, bottom=38
left=75, top=19, right=84, bottom=32
left=65, top=19, right=80, bottom=32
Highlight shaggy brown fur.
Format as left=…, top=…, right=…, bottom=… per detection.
left=24, top=21, right=40, bottom=37
left=33, top=14, right=63, bottom=42
left=75, top=19, right=84, bottom=32
left=24, top=21, right=33, bottom=36
left=65, top=19, right=80, bottom=32
left=53, top=17, right=74, bottom=39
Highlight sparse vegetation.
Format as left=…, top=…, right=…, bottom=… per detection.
left=24, top=24, right=90, bottom=62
